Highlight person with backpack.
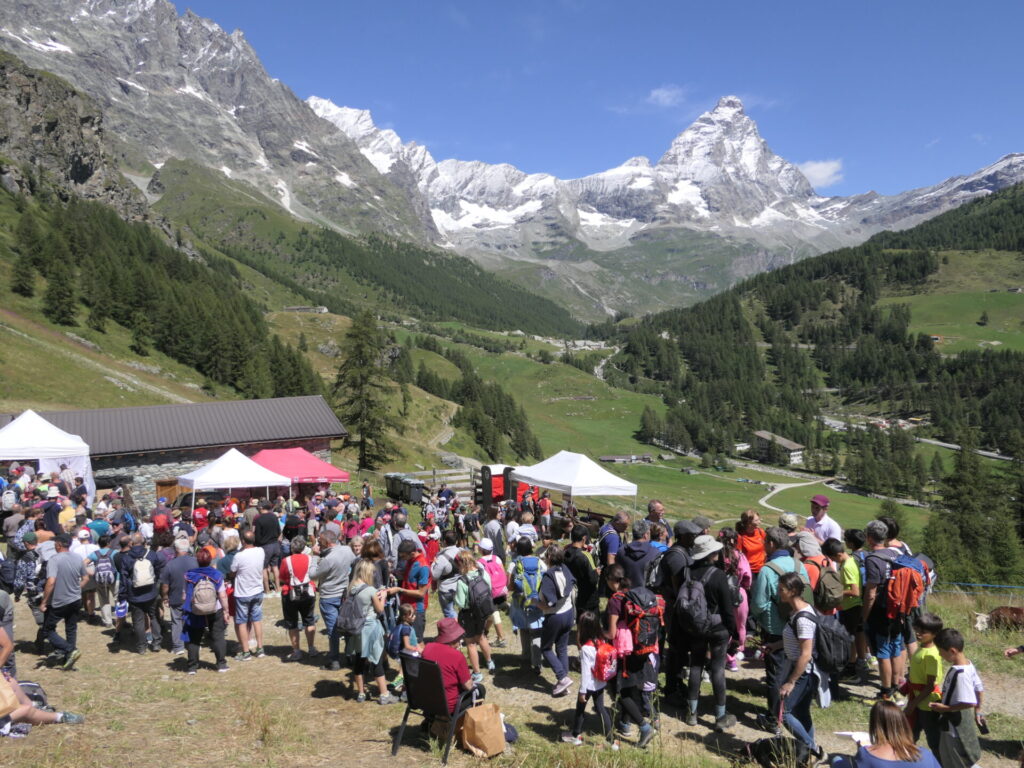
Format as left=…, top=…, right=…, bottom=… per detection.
left=453, top=550, right=495, bottom=684
left=345, top=560, right=398, bottom=705
left=615, top=520, right=659, bottom=593
left=117, top=531, right=164, bottom=654
left=159, top=538, right=198, bottom=656
left=431, top=529, right=462, bottom=619
left=182, top=547, right=230, bottom=674
left=597, top=511, right=630, bottom=584
left=772, top=571, right=828, bottom=764
left=657, top=519, right=701, bottom=706
left=561, top=610, right=616, bottom=748
left=477, top=538, right=508, bottom=648
left=717, top=527, right=752, bottom=672
left=279, top=535, right=319, bottom=662
left=508, top=536, right=546, bottom=673
left=828, top=534, right=870, bottom=684
left=602, top=564, right=658, bottom=749
left=564, top=525, right=599, bottom=614
left=386, top=539, right=431, bottom=644
left=539, top=544, right=577, bottom=697
left=675, top=534, right=738, bottom=731
left=881, top=515, right=922, bottom=661
left=862, top=519, right=907, bottom=704
left=750, top=526, right=811, bottom=734
left=793, top=533, right=844, bottom=617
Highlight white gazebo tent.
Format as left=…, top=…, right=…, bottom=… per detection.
left=177, top=449, right=291, bottom=508
left=509, top=450, right=637, bottom=509
left=0, top=409, right=96, bottom=504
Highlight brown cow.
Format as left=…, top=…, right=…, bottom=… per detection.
left=973, top=606, right=1024, bottom=631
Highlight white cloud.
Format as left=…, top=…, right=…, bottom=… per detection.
left=797, top=159, right=844, bottom=189
left=646, top=84, right=686, bottom=108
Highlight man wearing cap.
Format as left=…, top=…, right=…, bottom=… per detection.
left=422, top=617, right=485, bottom=715
left=378, top=510, right=424, bottom=570
left=3, top=503, right=25, bottom=558
left=42, top=488, right=63, bottom=536
left=805, top=494, right=842, bottom=544
left=38, top=533, right=87, bottom=670
left=692, top=515, right=713, bottom=536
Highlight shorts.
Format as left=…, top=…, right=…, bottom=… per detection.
left=261, top=541, right=282, bottom=568
left=282, top=595, right=318, bottom=630
left=541, top=515, right=551, bottom=529
left=839, top=606, right=863, bottom=635
left=867, top=621, right=904, bottom=659
left=458, top=609, right=486, bottom=639
left=234, top=594, right=264, bottom=625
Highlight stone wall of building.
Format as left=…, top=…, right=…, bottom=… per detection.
left=92, top=439, right=333, bottom=510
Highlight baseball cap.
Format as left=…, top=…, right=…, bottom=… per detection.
left=22, top=532, right=37, bottom=544
left=479, top=537, right=494, bottom=552
left=47, top=487, right=59, bottom=498
left=158, top=497, right=168, bottom=504
left=673, top=519, right=701, bottom=539
left=779, top=513, right=800, bottom=532
left=692, top=515, right=713, bottom=531
left=810, top=494, right=830, bottom=508
left=77, top=529, right=91, bottom=539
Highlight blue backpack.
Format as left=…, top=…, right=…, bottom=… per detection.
left=513, top=556, right=541, bottom=601
left=387, top=623, right=412, bottom=659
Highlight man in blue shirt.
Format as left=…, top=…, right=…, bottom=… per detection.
left=597, top=511, right=630, bottom=593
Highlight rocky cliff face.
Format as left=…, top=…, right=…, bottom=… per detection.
left=0, top=0, right=433, bottom=241
left=0, top=50, right=146, bottom=217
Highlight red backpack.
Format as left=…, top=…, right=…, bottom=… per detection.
left=622, top=587, right=664, bottom=656
left=152, top=511, right=172, bottom=532
left=590, top=639, right=618, bottom=682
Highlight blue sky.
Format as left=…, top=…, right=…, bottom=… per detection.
left=172, top=1, right=1022, bottom=196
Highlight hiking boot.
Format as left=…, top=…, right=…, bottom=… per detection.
left=471, top=672, right=485, bottom=685
left=616, top=723, right=635, bottom=738
left=813, top=747, right=829, bottom=766
left=62, top=649, right=82, bottom=671
left=173, top=648, right=186, bottom=656
left=325, top=659, right=341, bottom=671
left=715, top=714, right=737, bottom=731
left=58, top=711, right=85, bottom=725
left=356, top=692, right=366, bottom=703
left=148, top=641, right=161, bottom=653
left=217, top=663, right=230, bottom=673
left=390, top=675, right=405, bottom=690
left=284, top=650, right=303, bottom=663
left=755, top=713, right=783, bottom=736
left=493, top=638, right=508, bottom=648
left=685, top=707, right=698, bottom=727
left=378, top=693, right=400, bottom=706
left=552, top=676, right=573, bottom=696
left=486, top=659, right=496, bottom=673
left=637, top=724, right=656, bottom=749
left=186, top=669, right=197, bottom=676
left=253, top=647, right=266, bottom=658
left=561, top=732, right=584, bottom=746
left=235, top=651, right=252, bottom=662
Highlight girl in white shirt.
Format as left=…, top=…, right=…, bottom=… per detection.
left=561, top=610, right=615, bottom=748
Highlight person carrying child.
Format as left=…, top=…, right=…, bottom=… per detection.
left=929, top=628, right=985, bottom=768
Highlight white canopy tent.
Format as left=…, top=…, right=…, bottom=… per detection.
left=509, top=450, right=637, bottom=502
left=0, top=409, right=95, bottom=504
left=177, top=448, right=291, bottom=493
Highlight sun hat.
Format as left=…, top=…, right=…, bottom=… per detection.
left=435, top=617, right=466, bottom=645
left=690, top=534, right=724, bottom=561
left=778, top=513, right=800, bottom=532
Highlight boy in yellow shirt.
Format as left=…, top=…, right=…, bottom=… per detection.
left=905, top=612, right=943, bottom=752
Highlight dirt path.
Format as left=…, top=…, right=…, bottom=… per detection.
left=758, top=477, right=826, bottom=513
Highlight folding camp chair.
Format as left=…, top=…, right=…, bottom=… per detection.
left=391, top=654, right=475, bottom=765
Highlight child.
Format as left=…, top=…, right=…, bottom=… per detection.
left=905, top=612, right=943, bottom=753
left=838, top=529, right=870, bottom=682
left=386, top=605, right=424, bottom=698
left=561, top=611, right=616, bottom=748
left=930, top=628, right=984, bottom=768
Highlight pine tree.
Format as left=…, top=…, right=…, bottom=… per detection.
left=11, top=250, right=35, bottom=297
left=929, top=452, right=945, bottom=482
left=130, top=312, right=152, bottom=356
left=333, top=310, right=396, bottom=469
left=978, top=310, right=989, bottom=326
left=15, top=210, right=44, bottom=268
left=298, top=331, right=308, bottom=352
left=43, top=259, right=77, bottom=326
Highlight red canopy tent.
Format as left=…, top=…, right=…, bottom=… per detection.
left=250, top=447, right=350, bottom=484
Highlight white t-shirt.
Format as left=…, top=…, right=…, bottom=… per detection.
left=231, top=546, right=266, bottom=598
left=805, top=513, right=842, bottom=544
left=783, top=606, right=817, bottom=663
left=942, top=662, right=983, bottom=707
left=505, top=520, right=520, bottom=544
left=579, top=642, right=606, bottom=693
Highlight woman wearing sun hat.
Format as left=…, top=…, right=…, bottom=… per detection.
left=681, top=534, right=738, bottom=731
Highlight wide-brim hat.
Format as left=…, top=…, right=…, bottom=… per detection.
left=436, top=617, right=465, bottom=644
left=690, top=534, right=723, bottom=561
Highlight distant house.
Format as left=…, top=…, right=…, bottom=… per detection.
left=599, top=454, right=653, bottom=464
left=752, top=430, right=804, bottom=466
left=283, top=305, right=329, bottom=314
left=734, top=442, right=751, bottom=454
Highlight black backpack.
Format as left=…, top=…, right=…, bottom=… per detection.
left=788, top=609, right=852, bottom=676
left=464, top=569, right=495, bottom=622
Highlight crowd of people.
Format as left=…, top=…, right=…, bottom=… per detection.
left=0, top=465, right=1014, bottom=767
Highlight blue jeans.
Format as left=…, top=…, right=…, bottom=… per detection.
left=319, top=596, right=342, bottom=660
left=439, top=590, right=457, bottom=619
left=540, top=609, right=573, bottom=680
left=783, top=671, right=817, bottom=751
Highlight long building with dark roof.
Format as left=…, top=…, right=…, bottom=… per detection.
left=0, top=396, right=347, bottom=508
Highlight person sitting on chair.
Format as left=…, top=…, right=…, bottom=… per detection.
left=422, top=617, right=486, bottom=714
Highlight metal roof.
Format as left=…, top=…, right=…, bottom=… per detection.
left=753, top=430, right=805, bottom=452
left=0, top=396, right=347, bottom=457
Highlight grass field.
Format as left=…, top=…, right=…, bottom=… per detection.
left=5, top=581, right=1020, bottom=768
